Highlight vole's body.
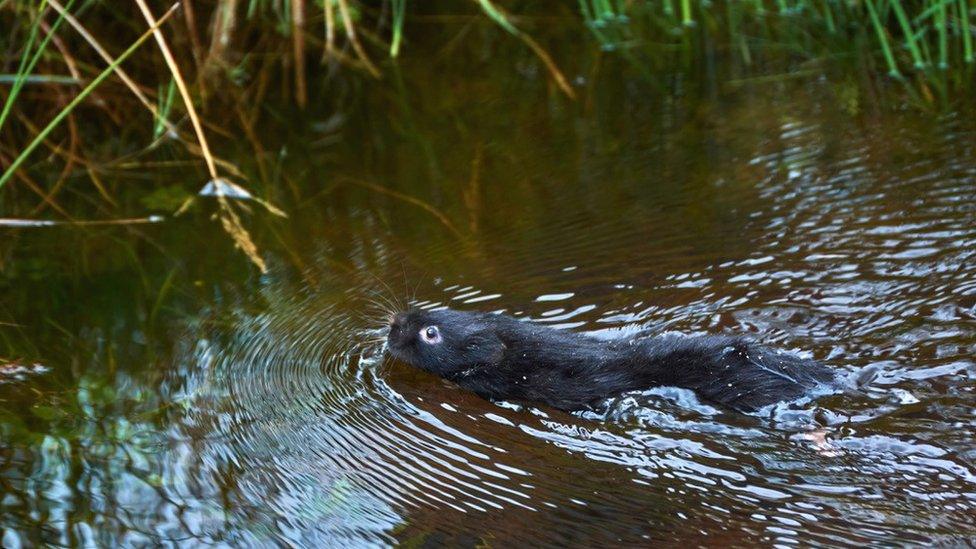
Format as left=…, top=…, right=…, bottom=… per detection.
left=386, top=308, right=837, bottom=413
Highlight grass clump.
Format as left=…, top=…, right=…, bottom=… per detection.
left=580, top=0, right=975, bottom=79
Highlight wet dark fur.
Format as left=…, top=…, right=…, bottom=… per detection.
left=386, top=308, right=838, bottom=413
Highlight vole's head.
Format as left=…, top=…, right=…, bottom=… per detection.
left=386, top=308, right=505, bottom=378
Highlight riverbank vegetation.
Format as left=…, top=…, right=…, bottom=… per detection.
left=1, top=0, right=973, bottom=269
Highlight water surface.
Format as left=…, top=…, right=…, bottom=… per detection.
left=2, top=46, right=976, bottom=546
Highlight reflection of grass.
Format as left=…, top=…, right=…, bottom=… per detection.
left=342, top=177, right=463, bottom=238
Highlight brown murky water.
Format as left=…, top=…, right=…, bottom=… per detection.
left=2, top=39, right=976, bottom=546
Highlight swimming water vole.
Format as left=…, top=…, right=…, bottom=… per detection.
left=386, top=308, right=838, bottom=413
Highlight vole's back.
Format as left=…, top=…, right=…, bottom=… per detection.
left=629, top=335, right=837, bottom=412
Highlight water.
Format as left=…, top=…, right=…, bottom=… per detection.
left=2, top=48, right=976, bottom=546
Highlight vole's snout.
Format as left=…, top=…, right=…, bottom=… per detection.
left=388, top=312, right=407, bottom=341
left=391, top=312, right=407, bottom=326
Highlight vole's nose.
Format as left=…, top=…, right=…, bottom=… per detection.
left=388, top=312, right=407, bottom=339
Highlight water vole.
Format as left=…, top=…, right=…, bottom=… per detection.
left=386, top=308, right=837, bottom=413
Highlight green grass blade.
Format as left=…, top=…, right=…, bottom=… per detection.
left=822, top=0, right=836, bottom=34
left=865, top=0, right=903, bottom=77
left=937, top=0, right=948, bottom=68
left=0, top=74, right=80, bottom=84
left=0, top=0, right=79, bottom=137
left=154, top=78, right=177, bottom=139
left=476, top=0, right=519, bottom=36
left=890, top=0, right=927, bottom=68
left=0, top=0, right=50, bottom=135
left=390, top=0, right=407, bottom=57
left=579, top=0, right=595, bottom=22
left=580, top=0, right=613, bottom=46
left=0, top=6, right=177, bottom=191
left=961, top=0, right=974, bottom=62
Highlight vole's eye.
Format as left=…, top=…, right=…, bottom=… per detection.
left=420, top=325, right=441, bottom=344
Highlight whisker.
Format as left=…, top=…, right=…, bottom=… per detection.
left=410, top=267, right=430, bottom=307
left=368, top=285, right=401, bottom=314
left=362, top=296, right=393, bottom=317
left=363, top=290, right=399, bottom=320
left=362, top=269, right=405, bottom=313
left=354, top=303, right=384, bottom=321
left=400, top=260, right=410, bottom=310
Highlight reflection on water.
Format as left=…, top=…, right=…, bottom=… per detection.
left=2, top=52, right=976, bottom=546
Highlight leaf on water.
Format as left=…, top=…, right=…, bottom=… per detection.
left=198, top=178, right=287, bottom=218
left=199, top=178, right=254, bottom=200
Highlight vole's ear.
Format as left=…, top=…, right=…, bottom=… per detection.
left=461, top=331, right=506, bottom=366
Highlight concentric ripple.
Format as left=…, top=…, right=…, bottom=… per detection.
left=158, top=286, right=560, bottom=545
